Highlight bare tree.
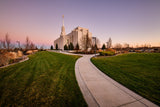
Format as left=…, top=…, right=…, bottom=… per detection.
left=30, top=42, right=35, bottom=50
left=114, top=43, right=122, bottom=50
left=40, top=45, right=44, bottom=50
left=2, top=40, right=6, bottom=49
left=80, top=32, right=92, bottom=51
left=136, top=44, right=139, bottom=48
left=0, top=40, right=2, bottom=49
left=123, top=43, right=130, bottom=48
left=25, top=36, right=30, bottom=50
left=5, top=33, right=11, bottom=50
left=106, top=37, right=112, bottom=48
left=92, top=37, right=101, bottom=49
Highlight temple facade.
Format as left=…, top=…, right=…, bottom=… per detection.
left=54, top=16, right=92, bottom=50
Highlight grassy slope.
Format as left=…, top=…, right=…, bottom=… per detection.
left=91, top=53, right=160, bottom=106
left=0, top=51, right=87, bottom=107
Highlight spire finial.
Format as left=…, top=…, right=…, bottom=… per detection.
left=61, top=15, right=65, bottom=36
left=62, top=15, right=64, bottom=26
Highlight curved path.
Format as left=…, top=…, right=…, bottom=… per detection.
left=75, top=55, right=158, bottom=107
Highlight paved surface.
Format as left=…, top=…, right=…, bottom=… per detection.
left=75, top=55, right=158, bottom=107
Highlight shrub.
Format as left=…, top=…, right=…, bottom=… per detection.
left=75, top=43, right=79, bottom=50
left=64, top=44, right=68, bottom=50
left=99, top=51, right=115, bottom=56
left=56, top=44, right=58, bottom=50
left=69, top=42, right=74, bottom=50
left=50, top=45, right=53, bottom=50
left=102, top=44, right=106, bottom=50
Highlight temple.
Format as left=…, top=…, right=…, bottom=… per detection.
left=54, top=16, right=92, bottom=50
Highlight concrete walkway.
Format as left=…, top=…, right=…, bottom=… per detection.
left=75, top=55, right=158, bottom=107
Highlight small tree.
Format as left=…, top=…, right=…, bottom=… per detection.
left=40, top=45, right=44, bottom=51
left=69, top=42, right=74, bottom=50
left=25, top=36, right=30, bottom=50
left=75, top=43, right=79, bottom=50
left=30, top=42, right=35, bottom=50
left=2, top=40, right=6, bottom=49
left=56, top=44, right=58, bottom=50
left=114, top=43, right=122, bottom=51
left=50, top=45, right=53, bottom=50
left=0, top=40, right=2, bottom=49
left=92, top=44, right=98, bottom=50
left=80, top=32, right=92, bottom=52
left=106, top=37, right=112, bottom=48
left=5, top=33, right=11, bottom=50
left=102, top=44, right=106, bottom=50
left=64, top=44, right=68, bottom=50
left=123, top=43, right=129, bottom=48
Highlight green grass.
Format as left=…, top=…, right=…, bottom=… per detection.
left=91, top=53, right=160, bottom=106
left=0, top=51, right=87, bottom=107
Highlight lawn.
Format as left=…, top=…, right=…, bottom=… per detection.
left=91, top=53, right=160, bottom=106
left=0, top=51, right=87, bottom=107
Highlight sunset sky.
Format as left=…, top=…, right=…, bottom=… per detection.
left=0, top=0, right=160, bottom=48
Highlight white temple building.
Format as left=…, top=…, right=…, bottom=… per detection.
left=54, top=16, right=92, bottom=50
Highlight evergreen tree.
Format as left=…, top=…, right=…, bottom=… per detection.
left=102, top=44, right=106, bottom=50
left=56, top=44, right=58, bottom=50
left=69, top=42, right=74, bottom=50
left=50, top=45, right=53, bottom=50
left=64, top=44, right=68, bottom=50
left=68, top=44, right=71, bottom=50
left=75, top=43, right=79, bottom=50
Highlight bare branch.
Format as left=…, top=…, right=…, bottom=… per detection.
left=25, top=36, right=30, bottom=50
left=5, top=33, right=11, bottom=50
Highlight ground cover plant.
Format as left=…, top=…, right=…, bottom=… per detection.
left=99, top=51, right=115, bottom=56
left=0, top=51, right=87, bottom=107
left=91, top=53, right=160, bottom=106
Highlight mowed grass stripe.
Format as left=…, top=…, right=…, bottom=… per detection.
left=0, top=51, right=87, bottom=107
left=91, top=53, right=160, bottom=106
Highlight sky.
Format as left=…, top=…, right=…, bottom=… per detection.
left=0, top=0, right=160, bottom=48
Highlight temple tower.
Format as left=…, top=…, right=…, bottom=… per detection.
left=60, top=15, right=66, bottom=36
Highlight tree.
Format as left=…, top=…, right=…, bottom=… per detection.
left=30, top=42, right=35, bottom=50
left=92, top=37, right=101, bottom=49
left=50, top=45, right=53, bottom=50
left=93, top=44, right=98, bottom=50
left=5, top=33, right=11, bottom=50
left=106, top=37, right=112, bottom=48
left=123, top=43, right=129, bottom=48
left=56, top=44, right=58, bottom=50
left=75, top=43, right=79, bottom=50
left=64, top=44, right=68, bottom=50
left=102, top=44, right=106, bottom=50
left=25, top=36, right=30, bottom=50
left=69, top=42, right=74, bottom=50
left=114, top=43, right=122, bottom=50
left=2, top=40, right=6, bottom=49
left=0, top=40, right=3, bottom=49
left=80, top=32, right=92, bottom=51
left=40, top=45, right=44, bottom=51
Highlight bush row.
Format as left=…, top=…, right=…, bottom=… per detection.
left=99, top=51, right=115, bottom=56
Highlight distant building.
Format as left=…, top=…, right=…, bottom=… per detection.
left=54, top=16, right=92, bottom=50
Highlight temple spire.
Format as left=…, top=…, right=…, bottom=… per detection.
left=61, top=15, right=65, bottom=36
left=62, top=15, right=64, bottom=26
